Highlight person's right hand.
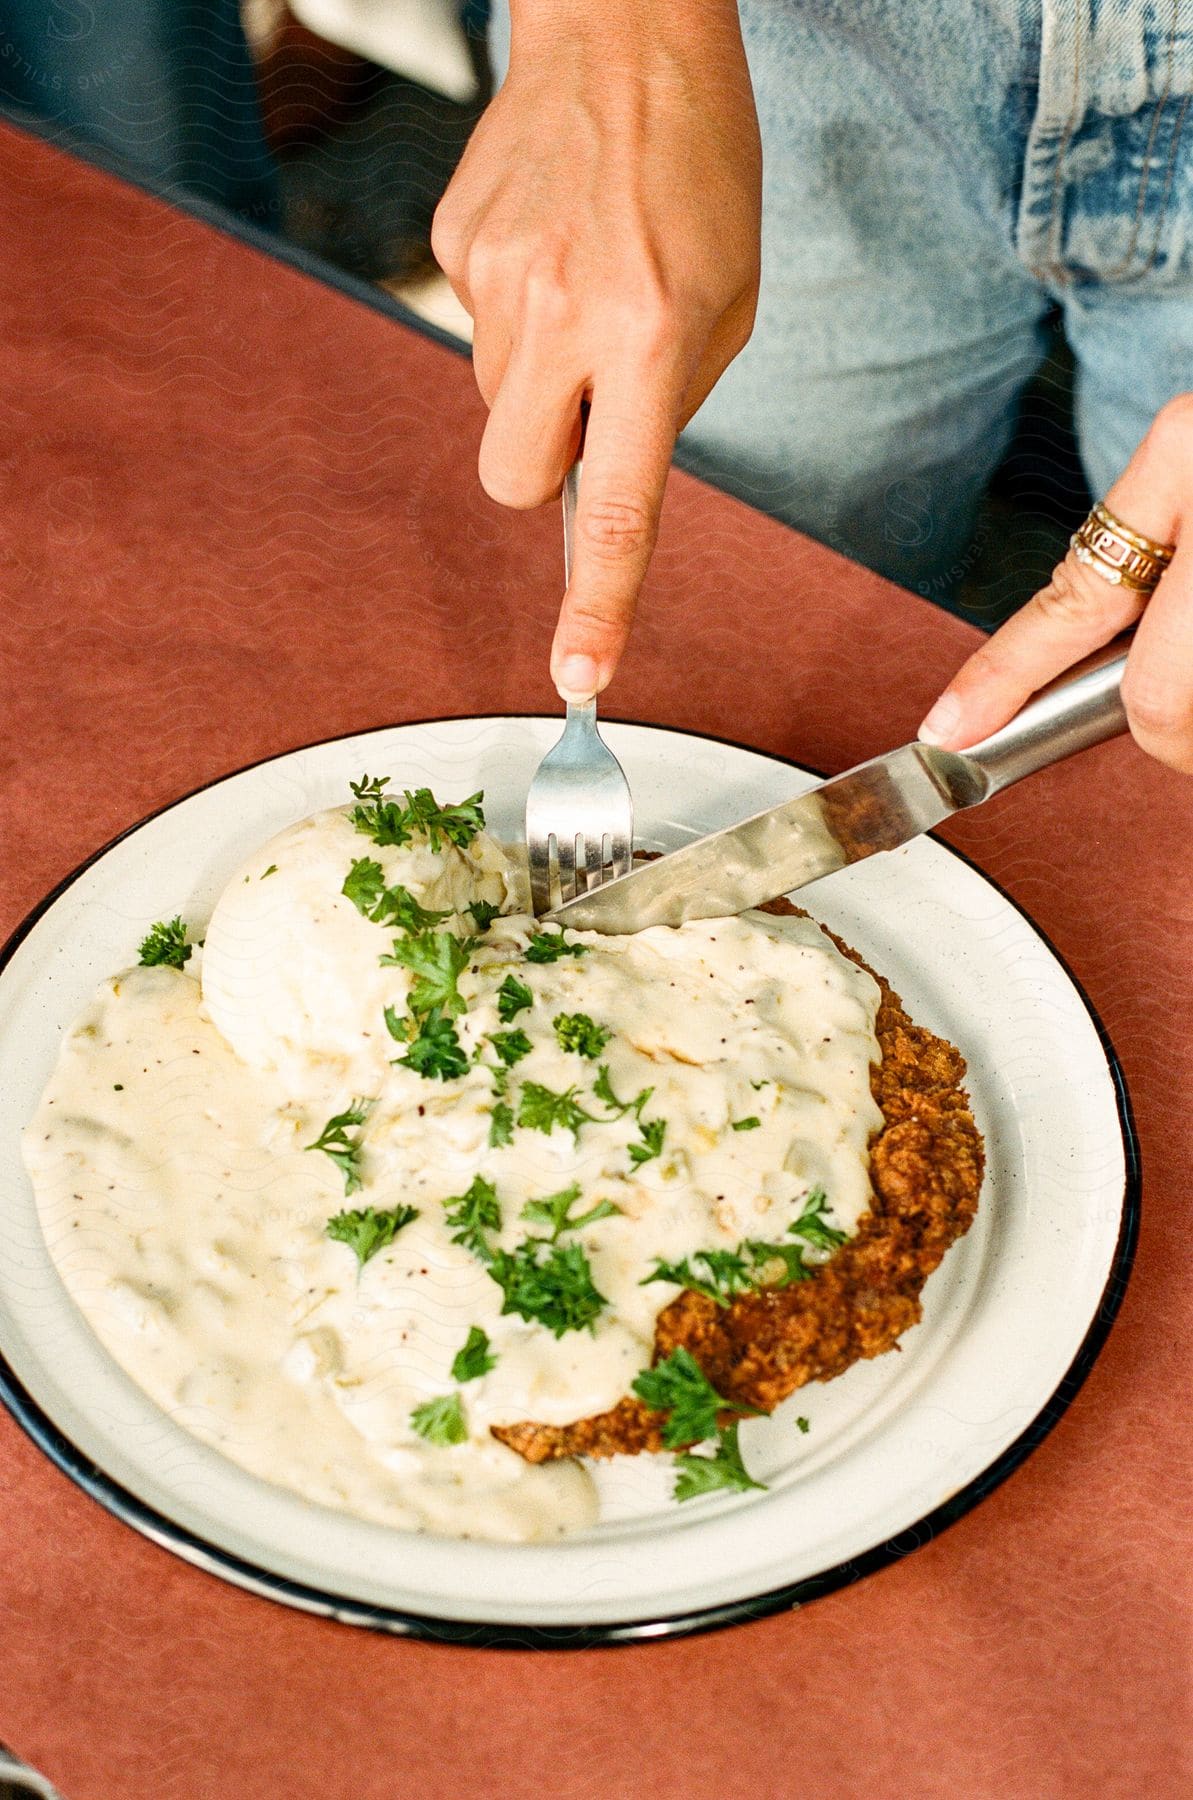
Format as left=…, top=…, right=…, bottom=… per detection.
left=432, top=0, right=761, bottom=701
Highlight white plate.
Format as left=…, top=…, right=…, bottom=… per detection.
left=0, top=719, right=1137, bottom=1645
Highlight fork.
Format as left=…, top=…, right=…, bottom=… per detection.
left=525, top=462, right=635, bottom=916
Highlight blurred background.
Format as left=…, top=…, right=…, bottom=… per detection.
left=0, top=0, right=1091, bottom=628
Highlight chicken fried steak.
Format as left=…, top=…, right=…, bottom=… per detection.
left=493, top=901, right=984, bottom=1464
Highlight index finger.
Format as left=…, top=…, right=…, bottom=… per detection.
left=550, top=360, right=686, bottom=702
left=918, top=404, right=1187, bottom=747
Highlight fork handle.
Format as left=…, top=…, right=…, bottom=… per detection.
left=562, top=461, right=581, bottom=585
left=561, top=462, right=593, bottom=734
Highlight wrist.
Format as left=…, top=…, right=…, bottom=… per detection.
left=508, top=0, right=744, bottom=54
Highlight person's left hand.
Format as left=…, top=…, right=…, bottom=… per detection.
left=918, top=393, right=1193, bottom=773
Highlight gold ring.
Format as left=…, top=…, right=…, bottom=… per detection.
left=1070, top=500, right=1175, bottom=593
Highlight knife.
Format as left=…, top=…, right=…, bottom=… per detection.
left=548, top=642, right=1131, bottom=934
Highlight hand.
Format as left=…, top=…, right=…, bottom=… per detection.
left=432, top=0, right=761, bottom=701
left=919, top=394, right=1193, bottom=773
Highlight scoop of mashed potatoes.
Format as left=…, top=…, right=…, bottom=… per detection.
left=200, top=807, right=512, bottom=1088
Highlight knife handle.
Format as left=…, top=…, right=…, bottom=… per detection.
left=943, top=638, right=1130, bottom=800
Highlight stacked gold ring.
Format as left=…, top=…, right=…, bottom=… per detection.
left=1071, top=500, right=1175, bottom=593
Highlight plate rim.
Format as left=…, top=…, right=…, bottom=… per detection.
left=0, top=714, right=1141, bottom=1650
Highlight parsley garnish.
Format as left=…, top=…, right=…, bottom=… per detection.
left=488, top=1028, right=532, bottom=1067
left=591, top=1066, right=664, bottom=1166
left=326, top=1203, right=419, bottom=1266
left=520, top=1183, right=619, bottom=1241
left=516, top=1081, right=599, bottom=1140
left=488, top=1239, right=606, bottom=1337
left=401, top=787, right=485, bottom=851
left=451, top=1326, right=497, bottom=1383
left=349, top=776, right=485, bottom=852
left=673, top=1423, right=764, bottom=1502
left=796, top=1416, right=810, bottom=1434
left=137, top=917, right=192, bottom=970
left=383, top=1004, right=410, bottom=1043
left=642, top=1192, right=845, bottom=1304
left=553, top=1012, right=611, bottom=1059
left=593, top=1064, right=653, bottom=1120
left=643, top=1246, right=756, bottom=1306
left=496, top=974, right=533, bottom=1022
left=466, top=900, right=502, bottom=932
left=381, top=929, right=476, bottom=1018
left=629, top=1118, right=666, bottom=1167
left=488, top=1101, right=514, bottom=1147
left=305, top=1098, right=374, bottom=1195
left=741, top=1238, right=813, bottom=1287
left=410, top=1393, right=467, bottom=1445
left=731, top=1116, right=761, bottom=1132
left=342, top=859, right=452, bottom=933
left=632, top=1348, right=756, bottom=1449
left=443, top=1175, right=501, bottom=1262
left=525, top=929, right=588, bottom=964
left=394, top=1011, right=469, bottom=1080
left=261, top=864, right=278, bottom=878
left=790, top=1186, right=847, bottom=1253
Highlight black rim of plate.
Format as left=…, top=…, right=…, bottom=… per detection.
left=0, top=715, right=1141, bottom=1651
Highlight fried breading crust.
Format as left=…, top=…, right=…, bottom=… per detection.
left=492, top=901, right=984, bottom=1464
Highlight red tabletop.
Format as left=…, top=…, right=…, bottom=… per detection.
left=1, top=122, right=1189, bottom=1799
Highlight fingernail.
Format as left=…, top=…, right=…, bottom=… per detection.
left=917, top=692, right=962, bottom=745
left=554, top=654, right=600, bottom=703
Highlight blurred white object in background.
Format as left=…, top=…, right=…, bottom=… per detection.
left=381, top=266, right=474, bottom=341
left=286, top=0, right=479, bottom=101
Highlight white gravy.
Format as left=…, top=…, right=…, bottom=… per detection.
left=23, top=805, right=883, bottom=1542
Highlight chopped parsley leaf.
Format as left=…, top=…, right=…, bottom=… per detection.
left=451, top=1326, right=497, bottom=1383
left=488, top=1101, right=514, bottom=1147
left=632, top=1348, right=756, bottom=1449
left=341, top=856, right=388, bottom=913
left=381, top=929, right=476, bottom=1018
left=673, top=1423, right=765, bottom=1502
left=349, top=776, right=485, bottom=852
left=326, top=1202, right=419, bottom=1266
left=796, top=1416, right=810, bottom=1434
left=741, top=1238, right=813, bottom=1287
left=401, top=787, right=485, bottom=852
left=260, top=864, right=278, bottom=879
left=731, top=1116, right=761, bottom=1132
left=342, top=859, right=452, bottom=933
left=593, top=1064, right=653, bottom=1120
left=394, top=1011, right=469, bottom=1080
left=642, top=1193, right=844, bottom=1304
left=642, top=1246, right=756, bottom=1306
left=520, top=1183, right=619, bottom=1241
left=553, top=1012, right=611, bottom=1059
left=466, top=900, right=502, bottom=932
left=410, top=1392, right=467, bottom=1446
left=305, top=1098, right=375, bottom=1195
left=525, top=929, right=588, bottom=964
left=488, top=1028, right=532, bottom=1067
left=443, top=1175, right=501, bottom=1262
left=137, top=916, right=192, bottom=970
left=790, top=1186, right=847, bottom=1253
left=488, top=1239, right=606, bottom=1337
left=496, top=974, right=533, bottom=1022
left=516, top=1081, right=599, bottom=1140
left=383, top=1004, right=410, bottom=1043
left=348, top=773, right=389, bottom=802
left=628, top=1118, right=666, bottom=1167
